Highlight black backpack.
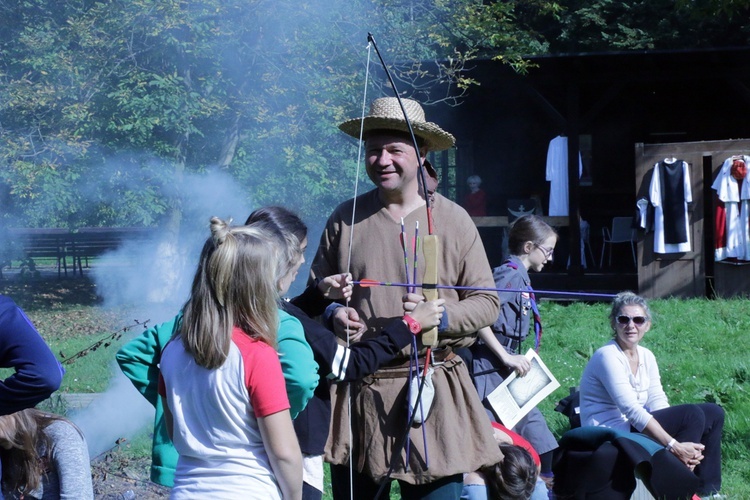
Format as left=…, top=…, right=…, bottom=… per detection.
left=555, top=386, right=581, bottom=429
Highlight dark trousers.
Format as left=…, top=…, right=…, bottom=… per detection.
left=651, top=403, right=724, bottom=495
left=330, top=463, right=463, bottom=500
left=302, top=481, right=323, bottom=500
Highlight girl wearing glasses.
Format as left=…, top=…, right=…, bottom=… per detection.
left=579, top=291, right=724, bottom=498
left=469, top=214, right=558, bottom=495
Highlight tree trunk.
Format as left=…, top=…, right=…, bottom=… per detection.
left=217, top=114, right=241, bottom=169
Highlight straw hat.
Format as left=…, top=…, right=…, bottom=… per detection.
left=338, top=97, right=455, bottom=151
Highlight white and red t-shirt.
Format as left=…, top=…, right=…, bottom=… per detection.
left=159, top=327, right=289, bottom=499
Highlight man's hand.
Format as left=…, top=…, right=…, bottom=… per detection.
left=317, top=273, right=353, bottom=301
left=402, top=293, right=426, bottom=315
left=332, top=306, right=367, bottom=343
left=402, top=293, right=445, bottom=332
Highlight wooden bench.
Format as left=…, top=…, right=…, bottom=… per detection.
left=68, top=227, right=151, bottom=275
left=8, top=228, right=70, bottom=278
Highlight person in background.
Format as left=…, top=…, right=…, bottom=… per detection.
left=159, top=218, right=304, bottom=499
left=0, top=295, right=65, bottom=500
left=469, top=214, right=559, bottom=491
left=312, top=96, right=500, bottom=498
left=579, top=291, right=724, bottom=499
left=464, top=174, right=487, bottom=217
left=0, top=408, right=92, bottom=500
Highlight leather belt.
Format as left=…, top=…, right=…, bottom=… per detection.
left=377, top=346, right=455, bottom=375
left=479, top=332, right=522, bottom=353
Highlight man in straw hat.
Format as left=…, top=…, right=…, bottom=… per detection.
left=309, top=97, right=501, bottom=498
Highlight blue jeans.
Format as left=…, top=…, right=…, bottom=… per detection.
left=460, top=477, right=548, bottom=500
left=331, top=464, right=463, bottom=500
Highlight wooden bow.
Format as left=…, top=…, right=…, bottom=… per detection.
left=368, top=33, right=441, bottom=500
left=367, top=32, right=439, bottom=349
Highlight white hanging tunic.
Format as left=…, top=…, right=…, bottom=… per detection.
left=649, top=158, right=692, bottom=254
left=546, top=136, right=582, bottom=216
left=711, top=155, right=750, bottom=261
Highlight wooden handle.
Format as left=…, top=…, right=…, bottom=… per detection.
left=421, top=235, right=439, bottom=347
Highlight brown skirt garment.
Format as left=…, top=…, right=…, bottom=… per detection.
left=324, top=354, right=503, bottom=485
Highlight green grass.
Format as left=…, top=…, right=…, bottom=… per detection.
left=4, top=278, right=749, bottom=497
left=538, top=298, right=750, bottom=497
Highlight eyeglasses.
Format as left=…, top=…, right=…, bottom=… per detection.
left=616, top=315, right=648, bottom=326
left=534, top=244, right=554, bottom=259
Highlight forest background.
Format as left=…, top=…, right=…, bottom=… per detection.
left=3, top=0, right=750, bottom=233
left=3, top=0, right=750, bottom=497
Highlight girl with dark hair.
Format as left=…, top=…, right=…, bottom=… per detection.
left=469, top=214, right=559, bottom=492
left=0, top=408, right=93, bottom=499
left=462, top=422, right=540, bottom=500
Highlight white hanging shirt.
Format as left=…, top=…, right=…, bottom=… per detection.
left=546, top=136, right=583, bottom=216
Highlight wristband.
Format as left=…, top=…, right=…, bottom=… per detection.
left=402, top=315, right=422, bottom=335
left=666, top=438, right=676, bottom=451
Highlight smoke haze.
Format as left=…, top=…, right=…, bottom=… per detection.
left=72, top=165, right=326, bottom=457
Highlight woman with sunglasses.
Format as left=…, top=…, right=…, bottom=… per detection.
left=469, top=214, right=559, bottom=494
left=579, top=291, right=724, bottom=498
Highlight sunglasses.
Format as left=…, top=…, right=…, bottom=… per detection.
left=616, top=315, right=648, bottom=326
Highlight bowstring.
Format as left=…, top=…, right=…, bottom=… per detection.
left=343, top=41, right=372, bottom=500
left=367, top=32, right=435, bottom=500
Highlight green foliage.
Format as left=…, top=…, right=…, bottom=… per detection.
left=0, top=0, right=556, bottom=229
left=528, top=0, right=750, bottom=53
left=5, top=0, right=748, bottom=231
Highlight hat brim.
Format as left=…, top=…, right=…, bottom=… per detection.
left=339, top=117, right=455, bottom=151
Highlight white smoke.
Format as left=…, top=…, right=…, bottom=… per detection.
left=74, top=168, right=254, bottom=459
left=70, top=368, right=155, bottom=460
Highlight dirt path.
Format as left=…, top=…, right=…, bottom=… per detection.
left=91, top=454, right=169, bottom=499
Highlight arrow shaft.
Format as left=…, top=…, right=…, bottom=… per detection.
left=352, top=280, right=616, bottom=298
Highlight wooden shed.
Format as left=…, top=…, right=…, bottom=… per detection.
left=425, top=47, right=750, bottom=298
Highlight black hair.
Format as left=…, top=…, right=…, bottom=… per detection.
left=244, top=206, right=308, bottom=244
left=481, top=444, right=538, bottom=500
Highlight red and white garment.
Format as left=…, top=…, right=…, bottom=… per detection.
left=712, top=155, right=750, bottom=262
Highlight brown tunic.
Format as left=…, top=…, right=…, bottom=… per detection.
left=311, top=189, right=502, bottom=484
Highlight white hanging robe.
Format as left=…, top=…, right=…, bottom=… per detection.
left=649, top=158, right=692, bottom=254
left=546, top=136, right=582, bottom=217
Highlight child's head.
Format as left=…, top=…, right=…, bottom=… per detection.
left=0, top=409, right=38, bottom=451
left=244, top=206, right=307, bottom=295
left=181, top=217, right=287, bottom=369
left=0, top=409, right=68, bottom=494
left=481, top=444, right=538, bottom=499
left=507, top=214, right=558, bottom=271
